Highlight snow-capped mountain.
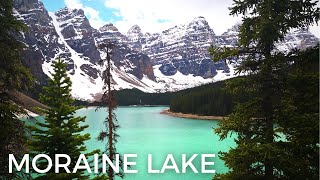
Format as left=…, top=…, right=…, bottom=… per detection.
left=276, top=28, right=319, bottom=52
left=98, top=23, right=127, bottom=43
left=127, top=25, right=144, bottom=43
left=13, top=0, right=157, bottom=100
left=217, top=22, right=319, bottom=52
left=13, top=0, right=319, bottom=101
left=127, top=17, right=227, bottom=78
left=13, top=0, right=64, bottom=84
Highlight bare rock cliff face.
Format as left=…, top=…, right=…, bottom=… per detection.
left=13, top=0, right=62, bottom=84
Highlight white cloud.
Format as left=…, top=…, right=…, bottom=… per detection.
left=104, top=0, right=242, bottom=35
left=63, top=0, right=319, bottom=38
left=64, top=0, right=106, bottom=29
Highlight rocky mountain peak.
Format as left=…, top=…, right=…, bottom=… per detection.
left=13, top=0, right=48, bottom=24
left=14, top=0, right=43, bottom=10
left=187, top=16, right=212, bottom=32
left=55, top=7, right=86, bottom=23
left=222, top=22, right=241, bottom=36
left=97, top=23, right=126, bottom=43
left=191, top=16, right=207, bottom=23
left=60, top=7, right=84, bottom=15
left=128, top=25, right=142, bottom=34
left=53, top=7, right=94, bottom=42
left=99, top=23, right=119, bottom=32
left=127, top=24, right=144, bottom=42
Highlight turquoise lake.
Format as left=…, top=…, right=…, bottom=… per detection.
left=75, top=106, right=236, bottom=180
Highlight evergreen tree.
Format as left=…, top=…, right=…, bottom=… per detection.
left=170, top=80, right=235, bottom=116
left=29, top=57, right=98, bottom=179
left=209, top=0, right=319, bottom=179
left=276, top=46, right=319, bottom=179
left=97, top=43, right=123, bottom=180
left=0, top=0, right=33, bottom=179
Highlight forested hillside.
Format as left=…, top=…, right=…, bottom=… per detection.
left=113, top=79, right=238, bottom=112
left=169, top=81, right=233, bottom=116
left=115, top=89, right=174, bottom=106
left=113, top=78, right=242, bottom=117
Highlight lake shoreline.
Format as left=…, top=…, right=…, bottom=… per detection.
left=160, top=108, right=225, bottom=120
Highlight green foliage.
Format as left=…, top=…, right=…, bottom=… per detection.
left=0, top=96, right=31, bottom=179
left=274, top=46, right=319, bottom=179
left=0, top=0, right=33, bottom=179
left=210, top=0, right=319, bottom=179
left=28, top=58, right=100, bottom=179
left=115, top=88, right=173, bottom=106
left=215, top=46, right=319, bottom=180
left=170, top=81, right=234, bottom=116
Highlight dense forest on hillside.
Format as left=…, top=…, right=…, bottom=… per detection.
left=169, top=78, right=252, bottom=116
left=115, top=89, right=174, bottom=106
left=115, top=81, right=236, bottom=108
left=170, top=81, right=233, bottom=116
left=73, top=89, right=173, bottom=106
left=114, top=80, right=239, bottom=116
left=73, top=79, right=240, bottom=118
left=115, top=79, right=244, bottom=117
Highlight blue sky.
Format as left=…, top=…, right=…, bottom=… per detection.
left=41, top=0, right=122, bottom=27
left=41, top=0, right=121, bottom=22
left=40, top=0, right=319, bottom=37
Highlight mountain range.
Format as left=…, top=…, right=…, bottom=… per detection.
left=13, top=0, right=319, bottom=101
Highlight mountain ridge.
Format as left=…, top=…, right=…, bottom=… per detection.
left=13, top=0, right=319, bottom=101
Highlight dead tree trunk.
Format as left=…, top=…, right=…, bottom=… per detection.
left=97, top=42, right=122, bottom=180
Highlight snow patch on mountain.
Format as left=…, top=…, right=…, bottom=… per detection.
left=47, top=12, right=104, bottom=100
left=111, top=65, right=155, bottom=93
left=213, top=63, right=237, bottom=81
left=151, top=65, right=215, bottom=92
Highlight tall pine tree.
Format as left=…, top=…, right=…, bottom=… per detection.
left=29, top=57, right=98, bottom=179
left=97, top=43, right=123, bottom=180
left=0, top=0, right=33, bottom=179
left=209, top=0, right=319, bottom=179
left=276, top=46, right=319, bottom=179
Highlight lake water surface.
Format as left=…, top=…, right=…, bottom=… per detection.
left=76, top=106, right=236, bottom=180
